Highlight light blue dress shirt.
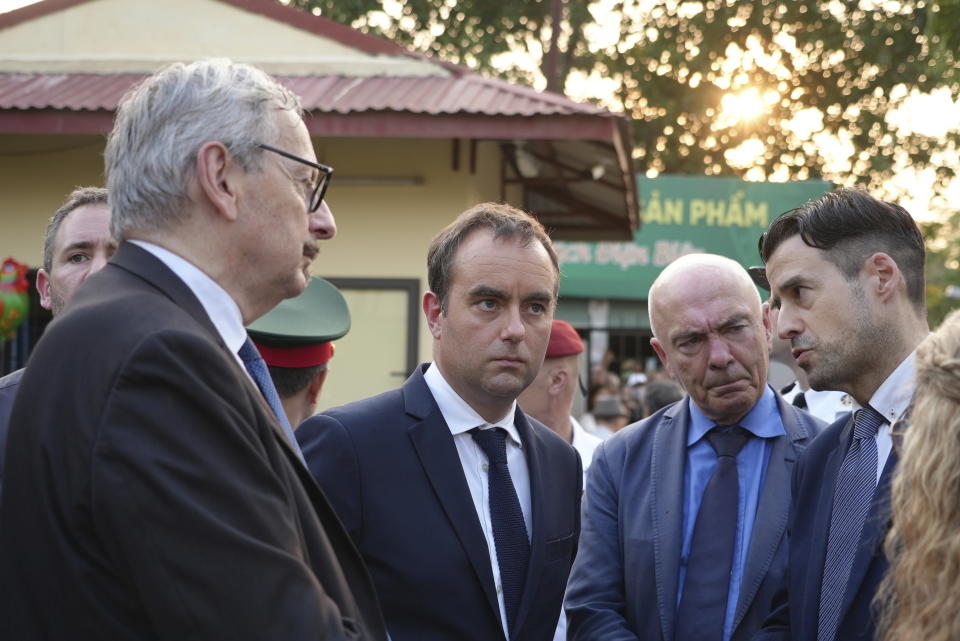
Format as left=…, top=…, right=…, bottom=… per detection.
left=677, top=385, right=785, bottom=641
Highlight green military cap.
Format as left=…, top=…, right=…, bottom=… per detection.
left=247, top=277, right=350, bottom=367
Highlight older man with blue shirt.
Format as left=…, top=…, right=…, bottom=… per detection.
left=565, top=253, right=825, bottom=641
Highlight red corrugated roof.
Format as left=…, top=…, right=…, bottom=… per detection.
left=0, top=71, right=611, bottom=118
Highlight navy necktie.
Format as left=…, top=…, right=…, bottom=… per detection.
left=817, top=406, right=884, bottom=641
left=471, top=426, right=529, bottom=636
left=238, top=337, right=305, bottom=464
left=676, top=425, right=750, bottom=641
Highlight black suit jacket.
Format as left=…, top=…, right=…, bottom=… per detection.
left=0, top=243, right=387, bottom=641
left=753, top=412, right=895, bottom=641
left=296, top=364, right=583, bottom=641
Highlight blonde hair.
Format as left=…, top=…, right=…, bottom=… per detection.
left=877, top=308, right=960, bottom=641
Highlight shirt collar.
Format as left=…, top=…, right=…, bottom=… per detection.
left=856, top=347, right=919, bottom=424
left=129, top=240, right=247, bottom=356
left=687, top=384, right=784, bottom=447
left=423, top=363, right=522, bottom=448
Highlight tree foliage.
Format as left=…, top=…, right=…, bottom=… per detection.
left=921, top=210, right=960, bottom=328
left=294, top=0, right=959, bottom=197
left=292, top=0, right=593, bottom=92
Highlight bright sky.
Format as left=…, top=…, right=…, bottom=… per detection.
left=2, top=0, right=957, bottom=221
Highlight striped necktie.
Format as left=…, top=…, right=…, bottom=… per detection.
left=817, top=405, right=885, bottom=641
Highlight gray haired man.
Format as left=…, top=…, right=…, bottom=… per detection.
left=0, top=59, right=386, bottom=641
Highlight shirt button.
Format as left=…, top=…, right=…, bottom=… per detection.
left=482, top=463, right=489, bottom=472
left=496, top=584, right=502, bottom=594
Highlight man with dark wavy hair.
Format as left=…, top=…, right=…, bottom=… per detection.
left=753, top=188, right=929, bottom=641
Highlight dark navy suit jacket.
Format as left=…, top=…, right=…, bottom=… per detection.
left=565, top=392, right=825, bottom=641
left=297, top=364, right=582, bottom=641
left=753, top=411, right=895, bottom=641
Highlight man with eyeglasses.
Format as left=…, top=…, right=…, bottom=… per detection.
left=0, top=59, right=387, bottom=641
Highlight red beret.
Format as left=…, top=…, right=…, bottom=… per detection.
left=546, top=320, right=584, bottom=358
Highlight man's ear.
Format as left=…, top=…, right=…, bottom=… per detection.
left=761, top=301, right=774, bottom=353
left=423, top=291, right=443, bottom=340
left=650, top=338, right=674, bottom=379
left=36, top=268, right=52, bottom=311
left=864, top=252, right=901, bottom=303
left=195, top=141, right=240, bottom=222
left=548, top=368, right=568, bottom=396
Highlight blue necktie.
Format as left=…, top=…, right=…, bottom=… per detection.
left=817, top=406, right=884, bottom=641
left=238, top=337, right=305, bottom=464
left=471, top=426, right=529, bottom=637
left=676, top=425, right=749, bottom=641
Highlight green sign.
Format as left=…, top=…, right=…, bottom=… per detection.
left=556, top=175, right=832, bottom=300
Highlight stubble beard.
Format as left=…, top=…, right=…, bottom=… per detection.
left=805, top=297, right=889, bottom=393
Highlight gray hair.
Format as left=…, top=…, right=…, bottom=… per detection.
left=43, top=186, right=108, bottom=272
left=105, top=58, right=303, bottom=240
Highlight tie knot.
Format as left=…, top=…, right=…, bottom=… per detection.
left=706, top=425, right=750, bottom=458
left=471, top=427, right=508, bottom=465
left=853, top=406, right=885, bottom=440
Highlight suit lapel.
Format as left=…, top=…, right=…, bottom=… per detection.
left=111, top=242, right=220, bottom=341
left=510, top=409, right=546, bottom=638
left=732, top=397, right=805, bottom=633
left=651, top=403, right=687, bottom=641
left=111, top=242, right=307, bottom=467
left=405, top=372, right=501, bottom=625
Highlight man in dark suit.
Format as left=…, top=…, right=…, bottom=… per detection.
left=565, top=253, right=826, bottom=641
left=753, top=188, right=929, bottom=641
left=0, top=186, right=114, bottom=491
left=296, top=203, right=582, bottom=641
left=0, top=59, right=387, bottom=641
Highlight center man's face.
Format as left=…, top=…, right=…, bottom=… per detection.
left=38, top=203, right=116, bottom=316
left=651, top=271, right=770, bottom=426
left=425, top=229, right=557, bottom=422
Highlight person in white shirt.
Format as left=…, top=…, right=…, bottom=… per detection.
left=297, top=203, right=582, bottom=641
left=755, top=187, right=930, bottom=641
left=519, top=319, right=602, bottom=477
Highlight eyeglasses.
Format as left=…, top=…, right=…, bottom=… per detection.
left=257, top=143, right=334, bottom=213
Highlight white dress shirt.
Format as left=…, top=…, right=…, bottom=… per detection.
left=781, top=382, right=852, bottom=425
left=129, top=241, right=247, bottom=370
left=423, top=363, right=532, bottom=640
left=853, top=349, right=918, bottom=483
left=570, top=416, right=602, bottom=478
